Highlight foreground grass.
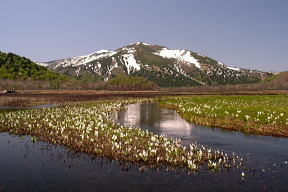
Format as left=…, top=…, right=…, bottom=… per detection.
left=0, top=99, right=241, bottom=172
left=159, top=95, right=288, bottom=137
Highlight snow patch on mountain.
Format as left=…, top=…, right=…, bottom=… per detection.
left=155, top=48, right=201, bottom=69
left=122, top=48, right=141, bottom=74
left=227, top=66, right=240, bottom=71
left=39, top=50, right=117, bottom=69
left=35, top=42, right=272, bottom=86
left=217, top=61, right=224, bottom=66
left=75, top=67, right=81, bottom=76
left=37, top=62, right=49, bottom=67
left=105, top=57, right=119, bottom=80
left=97, top=62, right=101, bottom=69
left=135, top=42, right=151, bottom=46
left=174, top=63, right=206, bottom=85
left=131, top=42, right=151, bottom=46
left=73, top=50, right=116, bottom=66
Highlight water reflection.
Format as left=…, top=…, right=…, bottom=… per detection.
left=114, top=103, right=288, bottom=174
left=115, top=103, right=193, bottom=137
left=0, top=133, right=200, bottom=192
left=1, top=103, right=288, bottom=191
left=1, top=133, right=260, bottom=192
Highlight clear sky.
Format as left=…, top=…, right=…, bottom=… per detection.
left=1, top=0, right=287, bottom=72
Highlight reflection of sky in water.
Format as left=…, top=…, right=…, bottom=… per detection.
left=124, top=104, right=141, bottom=126
left=1, top=102, right=288, bottom=191
left=116, top=103, right=193, bottom=137
left=115, top=103, right=288, bottom=174
left=159, top=117, right=193, bottom=137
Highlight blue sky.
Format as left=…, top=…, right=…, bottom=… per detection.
left=1, top=0, right=287, bottom=72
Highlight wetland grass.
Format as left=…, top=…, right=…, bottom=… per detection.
left=0, top=99, right=241, bottom=172
left=159, top=95, right=288, bottom=137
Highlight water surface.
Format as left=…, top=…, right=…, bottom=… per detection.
left=0, top=133, right=255, bottom=192
left=114, top=103, right=288, bottom=190
left=1, top=103, right=288, bottom=191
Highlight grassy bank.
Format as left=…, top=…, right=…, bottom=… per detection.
left=1, top=89, right=288, bottom=108
left=159, top=95, right=288, bottom=137
left=0, top=99, right=241, bottom=172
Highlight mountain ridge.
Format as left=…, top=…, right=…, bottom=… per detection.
left=37, top=42, right=273, bottom=87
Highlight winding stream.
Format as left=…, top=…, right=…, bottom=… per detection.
left=114, top=103, right=288, bottom=190
left=0, top=103, right=288, bottom=191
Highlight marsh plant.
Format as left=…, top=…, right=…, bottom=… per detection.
left=159, top=95, right=288, bottom=137
left=0, top=99, right=241, bottom=172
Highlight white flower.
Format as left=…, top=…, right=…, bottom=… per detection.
left=112, top=135, right=117, bottom=141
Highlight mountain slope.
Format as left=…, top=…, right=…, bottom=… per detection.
left=0, top=51, right=69, bottom=81
left=263, top=71, right=288, bottom=89
left=37, top=42, right=273, bottom=87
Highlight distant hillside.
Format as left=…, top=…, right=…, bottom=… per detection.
left=263, top=71, right=288, bottom=89
left=38, top=42, right=274, bottom=87
left=0, top=51, right=68, bottom=81
left=0, top=51, right=157, bottom=90
left=169, top=71, right=288, bottom=92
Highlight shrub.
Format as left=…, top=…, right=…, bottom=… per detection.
left=106, top=75, right=158, bottom=90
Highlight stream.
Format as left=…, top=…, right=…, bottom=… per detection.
left=0, top=103, right=287, bottom=191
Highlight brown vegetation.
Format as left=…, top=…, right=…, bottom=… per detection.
left=1, top=72, right=287, bottom=93
left=1, top=89, right=288, bottom=108
left=0, top=79, right=106, bottom=90
left=166, top=71, right=288, bottom=92
left=0, top=90, right=186, bottom=107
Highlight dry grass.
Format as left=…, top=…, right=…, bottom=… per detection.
left=1, top=89, right=288, bottom=107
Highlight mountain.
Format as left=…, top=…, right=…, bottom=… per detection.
left=37, top=42, right=273, bottom=87
left=0, top=51, right=68, bottom=81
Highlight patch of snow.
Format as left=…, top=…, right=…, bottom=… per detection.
left=74, top=50, right=116, bottom=66
left=227, top=66, right=240, bottom=71
left=127, top=49, right=135, bottom=54
left=36, top=62, right=49, bottom=67
left=217, top=61, right=224, bottom=65
left=105, top=57, right=119, bottom=80
left=174, top=62, right=205, bottom=85
left=122, top=52, right=141, bottom=74
left=43, top=50, right=117, bottom=69
left=135, top=42, right=151, bottom=46
left=75, top=67, right=81, bottom=76
left=95, top=49, right=110, bottom=54
left=112, top=57, right=118, bottom=65
left=53, top=63, right=62, bottom=70
left=155, top=48, right=201, bottom=69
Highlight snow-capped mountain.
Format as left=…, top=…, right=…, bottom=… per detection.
left=37, top=42, right=273, bottom=86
